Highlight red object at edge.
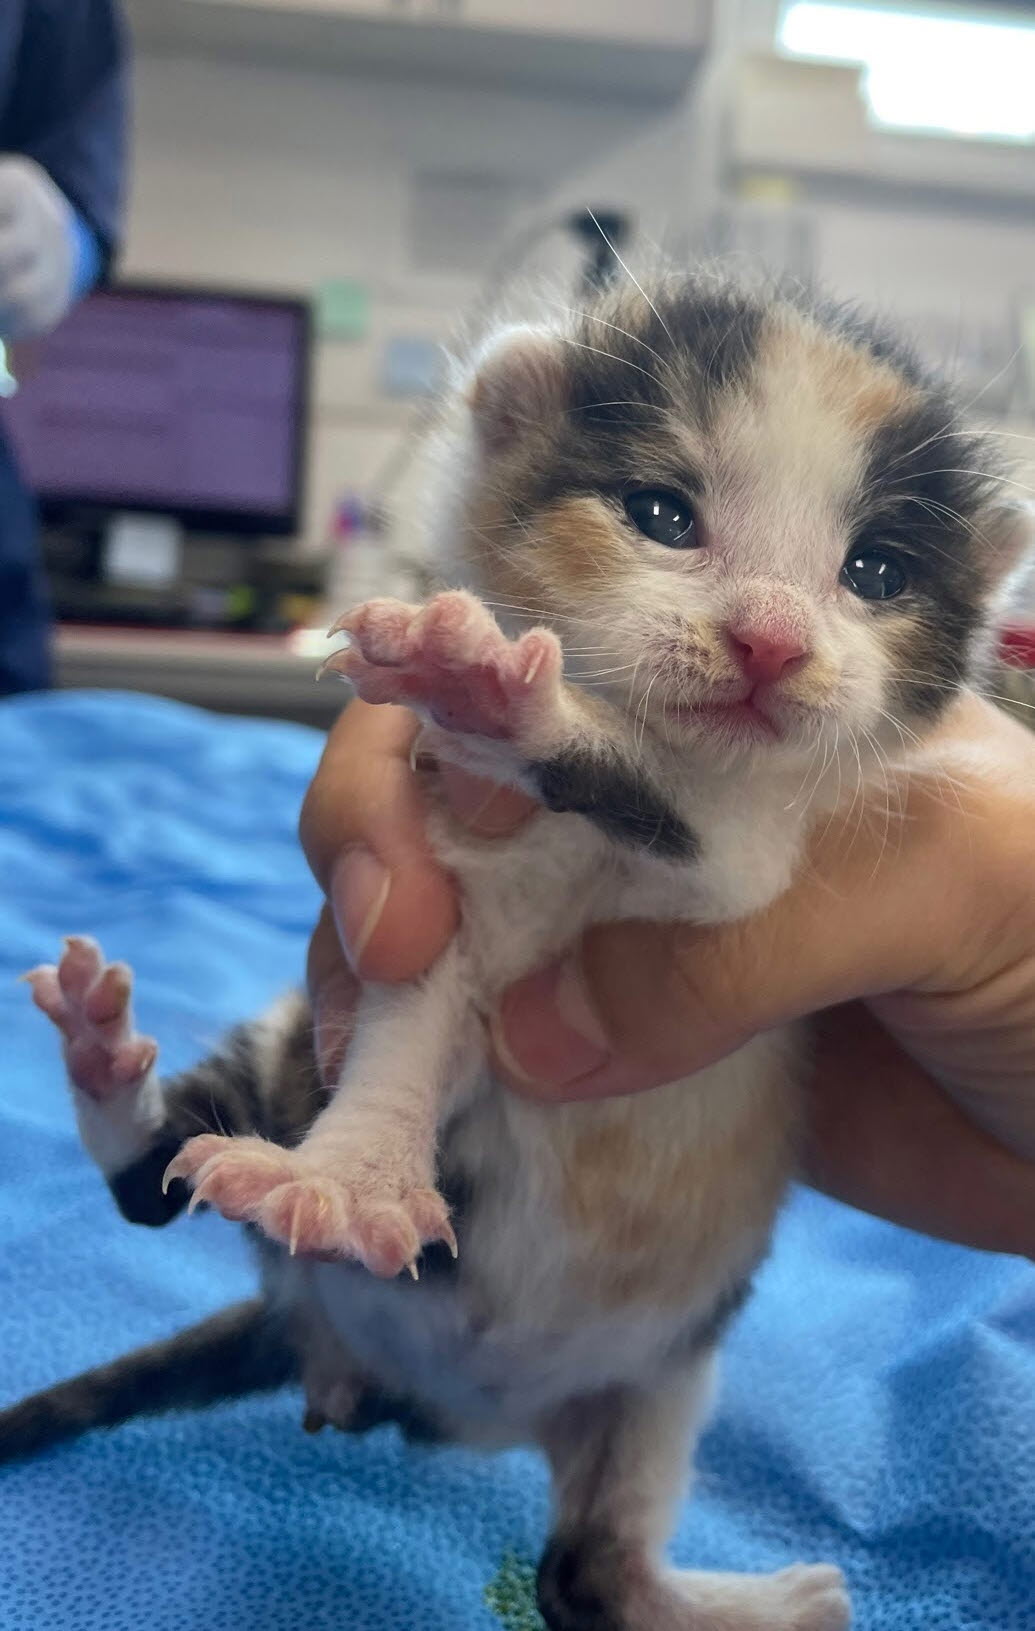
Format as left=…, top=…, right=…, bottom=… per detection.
left=1000, top=625, right=1035, bottom=670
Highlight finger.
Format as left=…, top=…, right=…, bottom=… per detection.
left=491, top=807, right=961, bottom=1101
left=804, top=1004, right=1035, bottom=1259
left=299, top=702, right=458, bottom=981
left=437, top=759, right=536, bottom=838
left=306, top=905, right=361, bottom=1084
left=0, top=226, right=35, bottom=281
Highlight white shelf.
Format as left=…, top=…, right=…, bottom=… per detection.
left=124, top=0, right=708, bottom=102
left=56, top=625, right=347, bottom=726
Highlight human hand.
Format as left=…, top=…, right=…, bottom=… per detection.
left=302, top=694, right=1035, bottom=1258
left=491, top=692, right=1035, bottom=1257
left=0, top=157, right=76, bottom=341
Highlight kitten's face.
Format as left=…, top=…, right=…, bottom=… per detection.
left=456, top=282, right=1020, bottom=773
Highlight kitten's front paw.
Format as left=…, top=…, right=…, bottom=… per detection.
left=25, top=936, right=157, bottom=1100
left=163, top=1133, right=456, bottom=1278
left=322, top=590, right=564, bottom=749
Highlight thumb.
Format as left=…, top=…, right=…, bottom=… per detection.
left=491, top=838, right=947, bottom=1102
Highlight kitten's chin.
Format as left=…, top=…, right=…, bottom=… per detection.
left=650, top=697, right=834, bottom=769
left=663, top=699, right=779, bottom=744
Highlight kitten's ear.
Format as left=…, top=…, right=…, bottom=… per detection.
left=983, top=501, right=1035, bottom=585
left=466, top=326, right=566, bottom=453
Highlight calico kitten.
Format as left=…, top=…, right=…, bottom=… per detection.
left=8, top=273, right=1029, bottom=1631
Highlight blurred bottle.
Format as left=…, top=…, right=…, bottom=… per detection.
left=323, top=492, right=415, bottom=616
left=323, top=493, right=366, bottom=613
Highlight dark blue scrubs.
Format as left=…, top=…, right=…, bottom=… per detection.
left=0, top=0, right=127, bottom=694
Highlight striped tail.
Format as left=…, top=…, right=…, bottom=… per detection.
left=0, top=1298, right=297, bottom=1464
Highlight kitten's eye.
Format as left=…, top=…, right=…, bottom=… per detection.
left=624, top=489, right=698, bottom=549
left=840, top=549, right=907, bottom=601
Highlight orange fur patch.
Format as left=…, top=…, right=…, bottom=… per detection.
left=561, top=1074, right=796, bottom=1311
left=535, top=496, right=631, bottom=594
left=763, top=314, right=921, bottom=434
left=781, top=644, right=841, bottom=706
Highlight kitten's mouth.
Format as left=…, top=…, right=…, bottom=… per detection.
left=664, top=695, right=781, bottom=742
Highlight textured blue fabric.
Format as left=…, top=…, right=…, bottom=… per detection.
left=0, top=690, right=1032, bottom=1631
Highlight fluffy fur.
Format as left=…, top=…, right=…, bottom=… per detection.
left=9, top=272, right=1030, bottom=1631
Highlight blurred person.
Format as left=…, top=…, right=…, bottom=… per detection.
left=0, top=1, right=128, bottom=696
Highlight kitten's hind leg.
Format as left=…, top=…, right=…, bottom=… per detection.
left=537, top=1365, right=850, bottom=1631
left=26, top=937, right=320, bottom=1227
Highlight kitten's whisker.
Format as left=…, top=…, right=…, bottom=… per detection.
left=566, top=400, right=670, bottom=419
left=785, top=729, right=824, bottom=810
left=634, top=670, right=661, bottom=756
left=557, top=336, right=661, bottom=387
left=918, top=467, right=1033, bottom=498
left=585, top=210, right=675, bottom=347
left=538, top=294, right=676, bottom=378
left=958, top=345, right=1024, bottom=419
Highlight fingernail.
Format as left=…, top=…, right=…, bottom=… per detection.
left=333, top=847, right=391, bottom=974
left=491, top=955, right=611, bottom=1089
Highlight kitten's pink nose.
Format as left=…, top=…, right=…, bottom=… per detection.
left=727, top=625, right=808, bottom=685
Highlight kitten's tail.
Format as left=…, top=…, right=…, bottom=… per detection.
left=0, top=1297, right=297, bottom=1464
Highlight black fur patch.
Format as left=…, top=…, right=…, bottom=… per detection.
left=521, top=282, right=764, bottom=513
left=537, top=1529, right=626, bottom=1631
left=856, top=395, right=1000, bottom=720
left=108, top=1004, right=325, bottom=1228
left=110, top=1133, right=191, bottom=1227
left=569, top=284, right=763, bottom=428
left=531, top=751, right=698, bottom=859
left=345, top=1385, right=444, bottom=1445
left=417, top=1166, right=471, bottom=1281
left=165, top=1022, right=267, bottom=1143
left=803, top=288, right=932, bottom=389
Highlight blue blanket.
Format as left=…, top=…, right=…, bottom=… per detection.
left=1, top=691, right=1032, bottom=1631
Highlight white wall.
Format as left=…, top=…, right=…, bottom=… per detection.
left=123, top=40, right=1035, bottom=554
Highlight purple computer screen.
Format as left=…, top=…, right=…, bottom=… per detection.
left=1, top=289, right=306, bottom=527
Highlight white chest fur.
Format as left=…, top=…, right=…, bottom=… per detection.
left=301, top=802, right=801, bottom=1440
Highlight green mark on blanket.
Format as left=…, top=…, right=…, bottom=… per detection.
left=485, top=1552, right=545, bottom=1630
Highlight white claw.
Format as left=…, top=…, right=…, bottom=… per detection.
left=161, top=1158, right=182, bottom=1196
left=162, top=1149, right=198, bottom=1196
left=316, top=650, right=353, bottom=683
left=406, top=1261, right=420, bottom=1282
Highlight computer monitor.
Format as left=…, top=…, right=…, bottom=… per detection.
left=1, top=283, right=311, bottom=537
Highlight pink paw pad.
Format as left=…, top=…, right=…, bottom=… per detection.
left=162, top=1133, right=457, bottom=1279
left=162, top=1134, right=298, bottom=1223
left=322, top=591, right=563, bottom=744
left=259, top=1177, right=352, bottom=1258
left=25, top=936, right=157, bottom=1100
